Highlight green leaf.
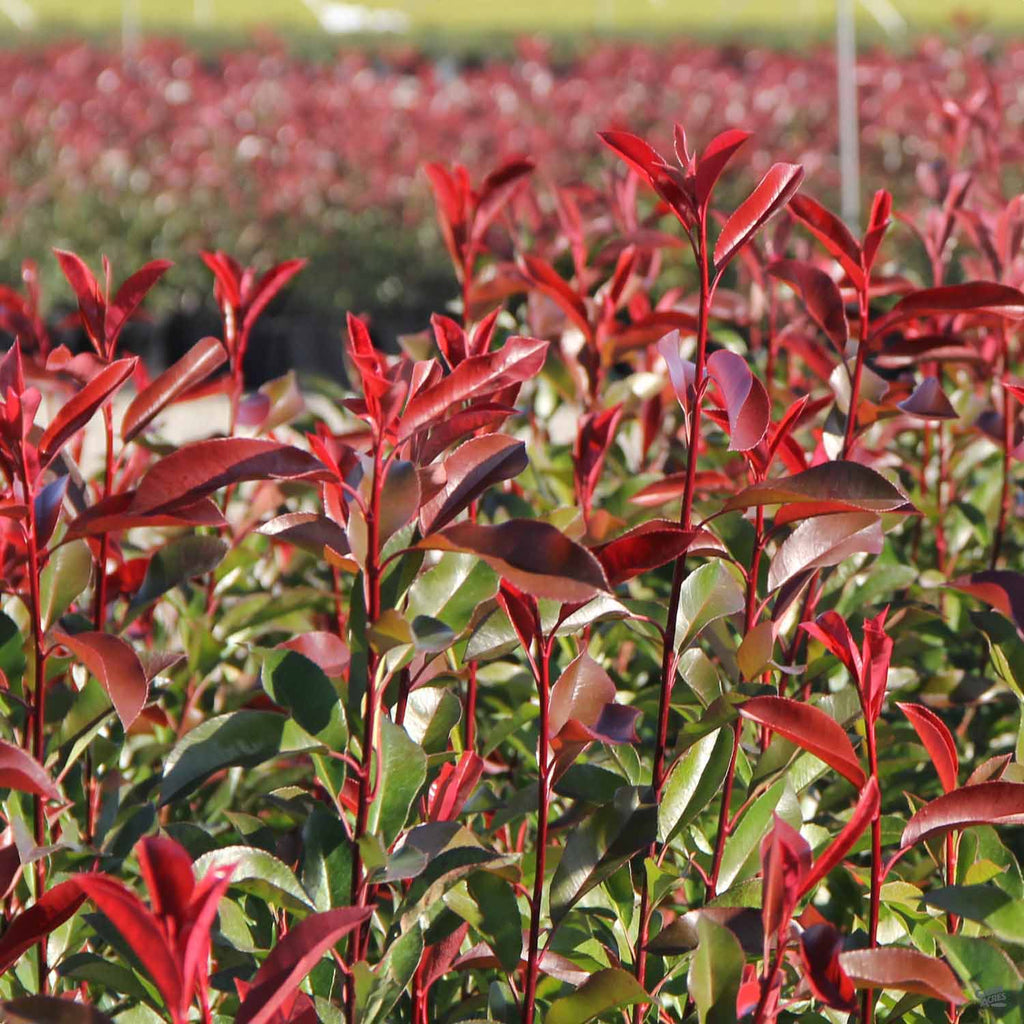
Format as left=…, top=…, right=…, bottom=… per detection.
left=0, top=612, right=26, bottom=682
left=366, top=718, right=427, bottom=847
left=463, top=871, right=523, bottom=973
left=161, top=710, right=323, bottom=804
left=550, top=786, right=657, bottom=924
left=674, top=562, right=745, bottom=652
left=302, top=806, right=353, bottom=913
left=193, top=845, right=315, bottom=913
left=403, top=686, right=462, bottom=755
left=659, top=727, right=733, bottom=845
left=687, top=915, right=743, bottom=1024
left=938, top=934, right=1024, bottom=1024
left=546, top=968, right=650, bottom=1024
left=0, top=996, right=116, bottom=1024
left=716, top=779, right=790, bottom=893
left=410, top=615, right=456, bottom=653
left=127, top=535, right=228, bottom=617
left=406, top=552, right=499, bottom=635
left=922, top=885, right=1024, bottom=945
left=259, top=648, right=347, bottom=748
left=39, top=539, right=92, bottom=632
left=57, top=951, right=153, bottom=1002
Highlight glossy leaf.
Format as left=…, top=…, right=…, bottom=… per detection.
left=37, top=358, right=136, bottom=466
left=738, top=696, right=866, bottom=787
left=546, top=968, right=650, bottom=1024
left=897, top=702, right=958, bottom=793
left=258, top=512, right=350, bottom=559
left=0, top=881, right=84, bottom=976
left=400, top=336, right=548, bottom=440
left=788, top=193, right=864, bottom=286
left=695, top=128, right=751, bottom=207
left=129, top=535, right=228, bottom=614
left=193, top=847, right=314, bottom=914
left=366, top=718, right=427, bottom=847
left=658, top=727, right=733, bottom=844
left=838, top=947, right=965, bottom=1004
left=161, top=711, right=323, bottom=804
left=549, top=786, right=656, bottom=923
left=419, top=434, right=528, bottom=534
left=687, top=915, right=744, bottom=1024
left=902, top=782, right=1024, bottom=847
left=706, top=348, right=770, bottom=451
left=950, top=570, right=1024, bottom=635
left=54, top=630, right=148, bottom=729
left=897, top=377, right=958, bottom=420
left=713, top=162, right=804, bottom=270
left=419, top=519, right=609, bottom=603
left=235, top=906, right=373, bottom=1024
left=122, top=336, right=227, bottom=443
left=128, top=438, right=330, bottom=515
left=38, top=539, right=92, bottom=631
left=593, top=520, right=701, bottom=587
left=879, top=282, right=1024, bottom=332
left=725, top=462, right=908, bottom=513
left=767, top=511, right=883, bottom=592
left=768, top=259, right=848, bottom=353
left=675, top=561, right=745, bottom=651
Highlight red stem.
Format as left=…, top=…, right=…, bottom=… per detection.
left=20, top=447, right=48, bottom=994
left=841, top=286, right=870, bottom=459
left=521, top=636, right=552, bottom=1024
left=862, top=708, right=882, bottom=1024
left=992, top=331, right=1013, bottom=568
left=346, top=442, right=384, bottom=1023
left=632, top=215, right=712, bottom=1020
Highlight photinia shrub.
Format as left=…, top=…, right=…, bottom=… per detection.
left=0, top=101, right=1023, bottom=1024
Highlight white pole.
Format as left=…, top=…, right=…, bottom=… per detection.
left=836, top=0, right=860, bottom=231
left=122, top=0, right=140, bottom=56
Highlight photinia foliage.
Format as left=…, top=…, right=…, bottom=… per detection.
left=1, top=86, right=1024, bottom=1024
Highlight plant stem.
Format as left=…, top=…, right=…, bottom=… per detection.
left=862, top=708, right=882, bottom=1024
left=992, top=330, right=1013, bottom=568
left=346, top=443, right=384, bottom=1024
left=20, top=447, right=48, bottom=994
left=521, top=636, right=551, bottom=1024
left=632, top=219, right=712, bottom=1020
left=841, top=287, right=870, bottom=459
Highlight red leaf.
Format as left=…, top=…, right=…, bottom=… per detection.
left=519, top=255, right=592, bottom=338
left=0, top=740, right=63, bottom=803
left=725, top=462, right=909, bottom=513
left=838, top=947, right=965, bottom=1005
left=258, top=512, right=351, bottom=559
left=768, top=259, right=848, bottom=354
left=902, top=781, right=1024, bottom=847
left=65, top=493, right=226, bottom=540
left=593, top=521, right=702, bottom=587
left=419, top=434, right=528, bottom=534
left=128, top=439, right=329, bottom=515
left=695, top=129, right=751, bottom=208
left=788, top=194, right=864, bottom=288
left=75, top=873, right=184, bottom=1022
left=799, top=924, right=857, bottom=1011
left=950, top=569, right=1024, bottom=635
left=801, top=610, right=862, bottom=680
left=876, top=282, right=1024, bottom=335
left=53, top=631, right=148, bottom=729
left=137, top=836, right=195, bottom=927
left=766, top=512, right=883, bottom=593
left=598, top=131, right=693, bottom=225
left=706, top=349, right=770, bottom=451
left=760, top=815, right=811, bottom=942
left=897, top=703, right=958, bottom=793
left=37, top=358, right=136, bottom=466
left=415, top=403, right=517, bottom=464
left=801, top=777, right=879, bottom=895
left=472, top=159, right=534, bottom=245
left=428, top=751, right=484, bottom=821
left=241, top=259, right=307, bottom=339
left=400, top=337, right=548, bottom=441
left=738, top=695, right=866, bottom=788
left=122, top=337, right=227, bottom=443
left=278, top=633, right=350, bottom=677
left=897, top=377, right=958, bottom=420
left=53, top=250, right=105, bottom=345
left=106, top=260, right=173, bottom=347
left=713, top=163, right=804, bottom=271
left=0, top=881, right=86, bottom=976
left=431, top=314, right=468, bottom=369
left=235, top=907, right=374, bottom=1024
left=421, top=520, right=609, bottom=603
left=495, top=579, right=542, bottom=653
left=861, top=189, right=893, bottom=271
